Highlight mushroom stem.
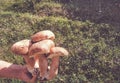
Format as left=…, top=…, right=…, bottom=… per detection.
left=23, top=56, right=35, bottom=67
left=45, top=56, right=59, bottom=80
left=39, top=55, right=48, bottom=79
left=34, top=55, right=40, bottom=69
left=23, top=56, right=35, bottom=74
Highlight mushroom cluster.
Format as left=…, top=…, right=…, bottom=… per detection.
left=11, top=30, right=69, bottom=81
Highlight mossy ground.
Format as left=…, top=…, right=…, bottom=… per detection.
left=0, top=0, right=120, bottom=83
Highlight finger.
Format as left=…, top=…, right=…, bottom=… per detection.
left=29, top=75, right=37, bottom=83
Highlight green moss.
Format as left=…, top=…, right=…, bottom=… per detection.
left=35, top=2, right=62, bottom=9
left=0, top=0, right=120, bottom=83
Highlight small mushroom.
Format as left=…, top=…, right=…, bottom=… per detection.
left=28, top=39, right=55, bottom=78
left=11, top=39, right=35, bottom=74
left=44, top=47, right=69, bottom=80
left=11, top=39, right=32, bottom=55
left=31, top=30, right=55, bottom=43
left=29, top=40, right=55, bottom=56
left=48, top=47, right=69, bottom=59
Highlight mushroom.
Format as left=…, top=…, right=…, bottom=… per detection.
left=44, top=47, right=69, bottom=80
left=29, top=40, right=55, bottom=56
left=11, top=39, right=32, bottom=55
left=31, top=30, right=55, bottom=43
left=10, top=30, right=69, bottom=81
left=28, top=39, right=55, bottom=78
left=48, top=47, right=69, bottom=59
left=11, top=39, right=35, bottom=74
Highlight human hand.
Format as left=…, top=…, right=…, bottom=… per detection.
left=0, top=60, right=37, bottom=83
left=19, top=66, right=37, bottom=83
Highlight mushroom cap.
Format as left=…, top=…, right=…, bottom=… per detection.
left=29, top=39, right=55, bottom=57
left=11, top=39, right=32, bottom=55
left=31, top=30, right=55, bottom=43
left=48, top=47, right=69, bottom=58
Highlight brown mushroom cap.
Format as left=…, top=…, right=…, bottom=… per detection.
left=29, top=39, right=55, bottom=57
left=11, top=39, right=32, bottom=55
left=31, top=30, right=55, bottom=43
left=48, top=47, right=69, bottom=58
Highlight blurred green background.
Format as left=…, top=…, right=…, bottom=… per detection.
left=0, top=0, right=120, bottom=83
